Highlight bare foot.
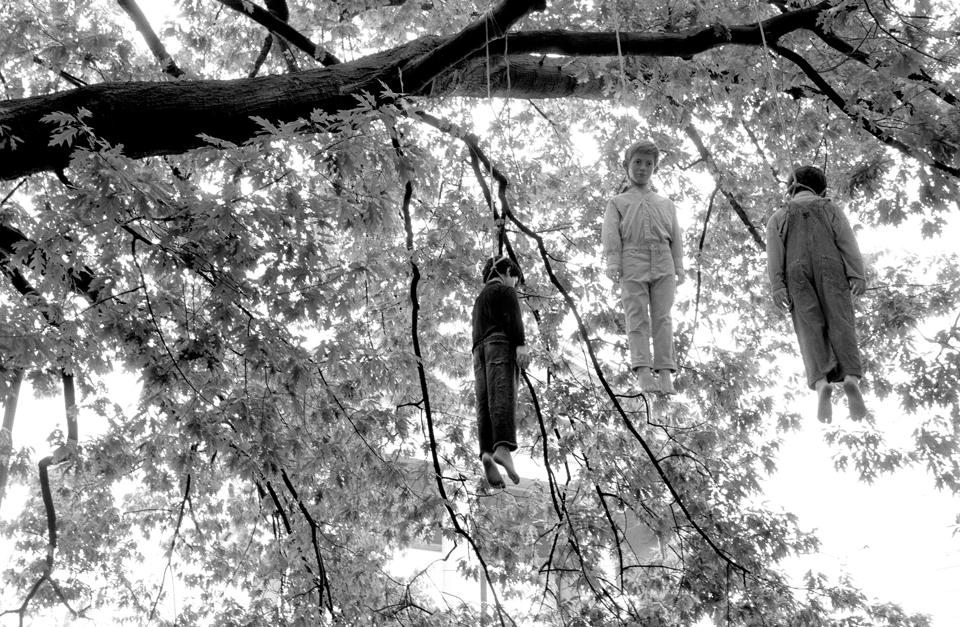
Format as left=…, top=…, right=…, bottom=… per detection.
left=492, top=446, right=520, bottom=485
left=657, top=370, right=676, bottom=395
left=815, top=379, right=833, bottom=423
left=843, top=376, right=867, bottom=420
left=481, top=453, right=505, bottom=489
left=636, top=368, right=660, bottom=393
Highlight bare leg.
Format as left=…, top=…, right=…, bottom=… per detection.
left=492, top=445, right=519, bottom=485
left=656, top=370, right=676, bottom=395
left=481, top=453, right=505, bottom=489
left=815, top=378, right=833, bottom=423
left=843, top=375, right=867, bottom=419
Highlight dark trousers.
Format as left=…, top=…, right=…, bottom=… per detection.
left=473, top=333, right=519, bottom=458
left=787, top=256, right=863, bottom=389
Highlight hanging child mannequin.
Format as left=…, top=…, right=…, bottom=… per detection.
left=765, top=165, right=868, bottom=422
left=472, top=255, right=530, bottom=488
left=601, top=139, right=685, bottom=394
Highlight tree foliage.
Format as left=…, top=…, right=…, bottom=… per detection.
left=0, top=0, right=958, bottom=624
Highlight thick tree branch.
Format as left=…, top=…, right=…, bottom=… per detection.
left=482, top=0, right=830, bottom=57
left=0, top=2, right=841, bottom=181
left=398, top=0, right=546, bottom=94
left=809, top=24, right=959, bottom=107
left=0, top=224, right=101, bottom=302
left=216, top=0, right=342, bottom=66
left=117, top=0, right=185, bottom=78
left=0, top=37, right=437, bottom=180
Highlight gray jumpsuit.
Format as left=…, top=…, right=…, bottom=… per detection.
left=766, top=192, right=865, bottom=389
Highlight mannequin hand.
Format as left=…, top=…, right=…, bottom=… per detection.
left=516, top=345, right=531, bottom=370
left=773, top=288, right=790, bottom=311
left=849, top=278, right=866, bottom=296
left=605, top=267, right=620, bottom=282
left=676, top=272, right=685, bottom=286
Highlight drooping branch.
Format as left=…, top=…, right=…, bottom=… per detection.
left=683, top=123, right=765, bottom=249
left=258, top=474, right=335, bottom=615
left=505, top=185, right=749, bottom=576
left=0, top=1, right=846, bottom=181
left=280, top=469, right=333, bottom=614
left=438, top=116, right=650, bottom=616
left=771, top=43, right=960, bottom=179
left=684, top=186, right=719, bottom=366
left=808, top=22, right=959, bottom=108
left=413, top=109, right=749, bottom=579
left=147, top=473, right=192, bottom=621
left=393, top=132, right=512, bottom=627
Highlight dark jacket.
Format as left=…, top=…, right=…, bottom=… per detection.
left=471, top=280, right=526, bottom=350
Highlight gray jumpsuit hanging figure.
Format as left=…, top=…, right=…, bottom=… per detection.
left=472, top=255, right=530, bottom=488
left=766, top=165, right=868, bottom=422
left=602, top=139, right=685, bottom=394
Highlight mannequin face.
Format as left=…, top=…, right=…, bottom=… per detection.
left=626, top=152, right=657, bottom=188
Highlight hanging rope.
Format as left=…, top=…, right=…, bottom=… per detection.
left=483, top=15, right=503, bottom=258
left=753, top=0, right=794, bottom=171
left=614, top=6, right=627, bottom=98
left=483, top=7, right=514, bottom=259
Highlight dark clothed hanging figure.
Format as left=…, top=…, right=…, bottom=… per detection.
left=472, top=255, right=530, bottom=488
left=766, top=165, right=868, bottom=422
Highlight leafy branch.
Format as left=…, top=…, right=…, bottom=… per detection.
left=147, top=473, right=192, bottom=621
left=411, top=107, right=751, bottom=586
left=392, top=131, right=512, bottom=627
left=771, top=43, right=960, bottom=179
left=2, top=373, right=82, bottom=624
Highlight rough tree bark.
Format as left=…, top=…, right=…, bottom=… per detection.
left=0, top=1, right=833, bottom=181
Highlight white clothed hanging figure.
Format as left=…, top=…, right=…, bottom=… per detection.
left=601, top=139, right=685, bottom=394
